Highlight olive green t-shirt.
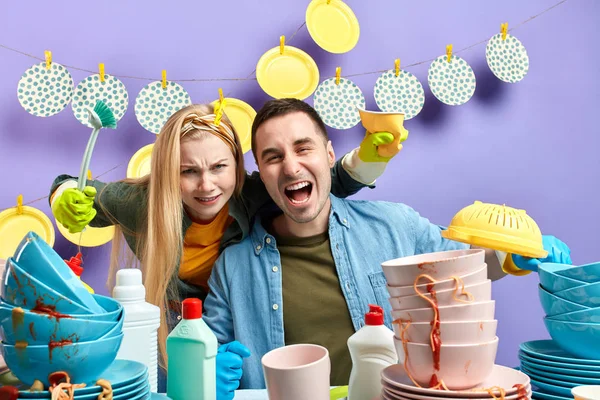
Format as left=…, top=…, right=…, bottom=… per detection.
left=273, top=229, right=356, bottom=386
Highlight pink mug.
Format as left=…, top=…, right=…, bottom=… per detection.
left=261, top=344, right=330, bottom=400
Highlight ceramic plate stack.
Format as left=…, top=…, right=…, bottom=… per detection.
left=0, top=360, right=153, bottom=399
left=382, top=249, right=502, bottom=390
left=519, top=340, right=600, bottom=400
left=380, top=364, right=531, bottom=400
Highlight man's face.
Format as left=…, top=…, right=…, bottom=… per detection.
left=254, top=111, right=335, bottom=225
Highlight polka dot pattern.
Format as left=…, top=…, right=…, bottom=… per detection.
left=72, top=74, right=128, bottom=127
left=374, top=69, right=425, bottom=119
left=486, top=33, right=530, bottom=83
left=313, top=77, right=365, bottom=129
left=17, top=62, right=73, bottom=117
left=428, top=55, right=476, bottom=106
left=135, top=81, right=192, bottom=134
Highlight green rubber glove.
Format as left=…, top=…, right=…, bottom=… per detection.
left=51, top=187, right=97, bottom=234
left=358, top=131, right=400, bottom=163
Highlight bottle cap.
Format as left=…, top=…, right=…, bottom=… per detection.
left=365, top=304, right=384, bottom=325
left=64, top=252, right=83, bottom=276
left=112, top=269, right=146, bottom=301
left=182, top=298, right=203, bottom=319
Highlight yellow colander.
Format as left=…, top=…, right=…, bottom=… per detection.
left=441, top=201, right=548, bottom=259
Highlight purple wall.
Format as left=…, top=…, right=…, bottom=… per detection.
left=0, top=0, right=597, bottom=368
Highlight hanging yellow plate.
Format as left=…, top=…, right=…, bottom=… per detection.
left=0, top=205, right=55, bottom=259
left=256, top=44, right=320, bottom=100
left=127, top=143, right=154, bottom=179
left=56, top=220, right=114, bottom=247
left=306, top=0, right=360, bottom=54
left=210, top=98, right=256, bottom=154
left=441, top=201, right=548, bottom=259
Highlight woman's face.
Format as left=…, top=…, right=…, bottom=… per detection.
left=179, top=135, right=236, bottom=223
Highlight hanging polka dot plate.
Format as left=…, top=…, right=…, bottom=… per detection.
left=0, top=204, right=55, bottom=259
left=256, top=45, right=320, bottom=100
left=313, top=77, right=366, bottom=129
left=306, top=0, right=360, bottom=54
left=374, top=69, right=425, bottom=120
left=56, top=220, right=114, bottom=247
left=428, top=55, right=476, bottom=106
left=135, top=81, right=192, bottom=134
left=127, top=143, right=154, bottom=179
left=17, top=62, right=74, bottom=117
left=72, top=74, right=129, bottom=127
left=486, top=33, right=530, bottom=83
left=210, top=98, right=256, bottom=154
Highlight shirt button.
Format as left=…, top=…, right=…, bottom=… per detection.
left=256, top=245, right=262, bottom=251
left=346, top=282, right=351, bottom=290
left=343, top=218, right=348, bottom=225
left=272, top=266, right=279, bottom=272
left=266, top=238, right=271, bottom=244
left=272, top=304, right=279, bottom=310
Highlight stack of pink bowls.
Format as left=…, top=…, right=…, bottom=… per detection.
left=380, top=249, right=531, bottom=398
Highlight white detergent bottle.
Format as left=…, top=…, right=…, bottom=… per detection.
left=347, top=304, right=398, bottom=400
left=112, top=269, right=161, bottom=392
left=167, top=298, right=218, bottom=400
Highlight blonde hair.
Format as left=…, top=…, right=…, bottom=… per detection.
left=104, top=104, right=245, bottom=370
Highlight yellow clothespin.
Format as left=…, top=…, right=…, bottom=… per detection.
left=394, top=59, right=400, bottom=77
left=335, top=67, right=341, bottom=85
left=501, top=23, right=508, bottom=40
left=99, top=63, right=105, bottom=83
left=162, top=70, right=167, bottom=89
left=280, top=36, right=285, bottom=55
left=45, top=50, right=52, bottom=70
left=215, top=88, right=227, bottom=126
left=16, top=194, right=23, bottom=215
left=446, top=44, right=453, bottom=63
left=87, top=170, right=92, bottom=181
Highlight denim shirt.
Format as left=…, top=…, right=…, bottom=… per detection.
left=203, top=195, right=468, bottom=389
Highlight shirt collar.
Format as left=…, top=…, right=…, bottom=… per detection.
left=250, top=195, right=350, bottom=255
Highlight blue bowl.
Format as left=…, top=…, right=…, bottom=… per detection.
left=546, top=306, right=600, bottom=324
left=544, top=318, right=600, bottom=360
left=553, top=281, right=600, bottom=308
left=13, top=232, right=104, bottom=314
left=539, top=285, right=589, bottom=317
left=0, top=333, right=123, bottom=386
left=539, top=264, right=587, bottom=293
left=1, top=258, right=93, bottom=314
left=549, top=262, right=600, bottom=284
left=68, top=294, right=123, bottom=322
left=0, top=301, right=122, bottom=345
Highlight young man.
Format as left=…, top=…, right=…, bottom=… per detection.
left=204, top=99, right=571, bottom=393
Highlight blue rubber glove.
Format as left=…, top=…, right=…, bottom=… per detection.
left=511, top=235, right=572, bottom=272
left=217, top=341, right=251, bottom=400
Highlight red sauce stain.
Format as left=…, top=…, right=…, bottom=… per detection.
left=513, top=383, right=528, bottom=400
left=31, top=299, right=71, bottom=320
left=0, top=386, right=19, bottom=400
left=48, top=339, right=72, bottom=362
left=479, top=322, right=484, bottom=331
left=464, top=360, right=472, bottom=373
left=429, top=373, right=440, bottom=388
left=427, top=283, right=441, bottom=373
left=48, top=371, right=69, bottom=387
left=29, top=322, right=36, bottom=341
